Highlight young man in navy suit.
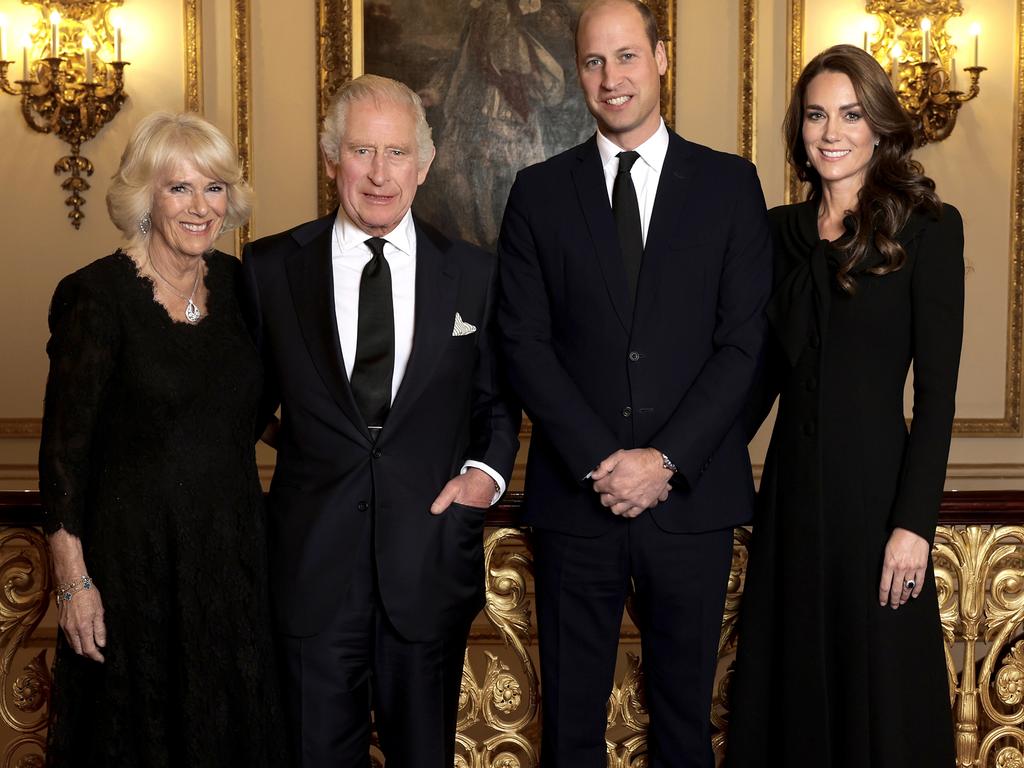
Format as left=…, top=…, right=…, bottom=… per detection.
left=498, top=1, right=772, bottom=764
left=242, top=75, right=519, bottom=768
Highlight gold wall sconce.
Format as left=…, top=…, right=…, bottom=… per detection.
left=0, top=2, right=130, bottom=228
left=863, top=1, right=984, bottom=147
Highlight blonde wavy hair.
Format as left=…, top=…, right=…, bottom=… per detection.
left=106, top=112, right=252, bottom=251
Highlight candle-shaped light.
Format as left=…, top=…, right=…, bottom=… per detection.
left=50, top=10, right=60, bottom=57
left=111, top=13, right=123, bottom=61
left=0, top=15, right=7, bottom=61
left=21, top=33, right=30, bottom=80
left=921, top=18, right=931, bottom=62
left=951, top=57, right=958, bottom=90
left=890, top=43, right=902, bottom=86
left=862, top=17, right=876, bottom=54
left=82, top=34, right=93, bottom=83
left=970, top=22, right=981, bottom=67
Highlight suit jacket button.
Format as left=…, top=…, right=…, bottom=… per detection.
left=803, top=420, right=816, bottom=436
left=628, top=351, right=640, bottom=362
left=357, top=501, right=369, bottom=511
left=809, top=332, right=820, bottom=349
left=372, top=448, right=383, bottom=459
left=622, top=406, right=633, bottom=418
left=805, top=376, right=818, bottom=391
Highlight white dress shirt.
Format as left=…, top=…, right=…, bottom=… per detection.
left=330, top=209, right=506, bottom=504
left=596, top=118, right=670, bottom=246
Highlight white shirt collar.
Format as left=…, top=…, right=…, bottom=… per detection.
left=334, top=207, right=416, bottom=256
left=596, top=118, right=670, bottom=174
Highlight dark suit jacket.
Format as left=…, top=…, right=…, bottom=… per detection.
left=241, top=212, right=519, bottom=640
left=498, top=131, right=772, bottom=536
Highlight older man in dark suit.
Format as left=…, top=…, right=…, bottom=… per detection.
left=241, top=74, right=519, bottom=768
left=498, top=1, right=772, bottom=765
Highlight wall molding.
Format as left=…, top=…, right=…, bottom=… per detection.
left=739, top=0, right=757, bottom=162
left=184, top=0, right=202, bottom=113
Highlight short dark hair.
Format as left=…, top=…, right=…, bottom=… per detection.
left=575, top=0, right=660, bottom=56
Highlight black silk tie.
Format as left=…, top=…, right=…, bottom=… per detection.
left=351, top=237, right=394, bottom=433
left=613, top=150, right=643, bottom=300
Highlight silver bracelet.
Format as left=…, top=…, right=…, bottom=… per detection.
left=55, top=575, right=93, bottom=606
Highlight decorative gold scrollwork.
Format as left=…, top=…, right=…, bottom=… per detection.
left=12, top=652, right=49, bottom=714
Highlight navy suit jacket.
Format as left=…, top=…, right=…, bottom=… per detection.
left=242, top=212, right=520, bottom=639
left=498, top=131, right=772, bottom=536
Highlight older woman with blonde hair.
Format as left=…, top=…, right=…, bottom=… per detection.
left=39, top=111, right=286, bottom=766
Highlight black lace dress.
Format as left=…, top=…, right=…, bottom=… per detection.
left=38, top=251, right=287, bottom=767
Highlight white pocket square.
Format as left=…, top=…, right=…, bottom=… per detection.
left=452, top=312, right=477, bottom=336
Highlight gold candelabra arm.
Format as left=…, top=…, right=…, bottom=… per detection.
left=0, top=61, right=21, bottom=96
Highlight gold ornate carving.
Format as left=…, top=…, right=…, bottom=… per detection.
left=183, top=0, right=202, bottom=113
left=0, top=422, right=40, bottom=439
left=12, top=652, right=50, bottom=714
left=231, top=0, right=253, bottom=250
left=315, top=0, right=354, bottom=216
left=786, top=0, right=806, bottom=206
left=10, top=512, right=1024, bottom=763
left=738, top=0, right=756, bottom=162
left=0, top=528, right=53, bottom=767
left=0, top=1, right=128, bottom=229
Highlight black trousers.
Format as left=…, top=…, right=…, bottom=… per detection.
left=279, top=516, right=472, bottom=768
left=532, top=513, right=734, bottom=768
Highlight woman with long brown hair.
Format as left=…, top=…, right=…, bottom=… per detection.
left=726, top=44, right=962, bottom=766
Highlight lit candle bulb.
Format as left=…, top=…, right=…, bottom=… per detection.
left=921, top=18, right=931, bottom=62
left=970, top=22, right=981, bottom=67
left=21, top=33, right=30, bottom=80
left=0, top=15, right=7, bottom=61
left=49, top=10, right=60, bottom=58
left=890, top=43, right=903, bottom=86
left=951, top=57, right=958, bottom=90
left=111, top=13, right=123, bottom=61
left=82, top=34, right=93, bottom=82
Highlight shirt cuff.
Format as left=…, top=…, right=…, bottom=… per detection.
left=461, top=460, right=506, bottom=506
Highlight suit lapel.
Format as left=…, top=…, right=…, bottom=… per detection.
left=383, top=220, right=458, bottom=435
left=285, top=215, right=370, bottom=442
left=634, top=133, right=696, bottom=326
left=571, top=136, right=633, bottom=333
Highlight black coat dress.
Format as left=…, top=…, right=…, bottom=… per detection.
left=38, top=252, right=287, bottom=768
left=726, top=201, right=964, bottom=767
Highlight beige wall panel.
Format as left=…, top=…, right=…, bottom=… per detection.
left=250, top=0, right=318, bottom=238
left=676, top=0, right=739, bottom=152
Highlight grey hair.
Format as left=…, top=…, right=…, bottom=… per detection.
left=319, top=74, right=434, bottom=169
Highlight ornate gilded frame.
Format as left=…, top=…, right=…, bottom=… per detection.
left=786, top=0, right=1024, bottom=436
left=739, top=0, right=757, bottom=162
left=315, top=0, right=676, bottom=217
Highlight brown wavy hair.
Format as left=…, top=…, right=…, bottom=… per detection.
left=784, top=44, right=940, bottom=292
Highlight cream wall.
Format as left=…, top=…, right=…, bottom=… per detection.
left=1, top=0, right=1022, bottom=490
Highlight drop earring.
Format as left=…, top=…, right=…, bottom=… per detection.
left=139, top=212, right=151, bottom=235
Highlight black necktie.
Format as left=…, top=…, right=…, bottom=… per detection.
left=350, top=237, right=394, bottom=433
left=613, top=150, right=643, bottom=300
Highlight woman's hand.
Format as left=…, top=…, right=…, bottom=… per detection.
left=58, top=585, right=106, bottom=663
left=48, top=529, right=106, bottom=662
left=878, top=527, right=930, bottom=609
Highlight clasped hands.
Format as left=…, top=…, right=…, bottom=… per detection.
left=591, top=448, right=673, bottom=518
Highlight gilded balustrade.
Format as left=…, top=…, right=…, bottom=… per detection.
left=0, top=491, right=1023, bottom=767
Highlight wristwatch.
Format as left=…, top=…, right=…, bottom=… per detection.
left=659, top=451, right=678, bottom=474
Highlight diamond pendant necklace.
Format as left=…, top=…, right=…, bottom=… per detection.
left=148, top=255, right=204, bottom=324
